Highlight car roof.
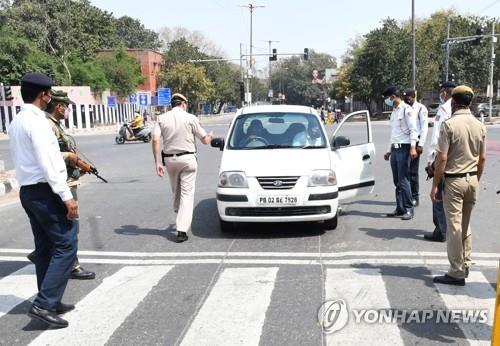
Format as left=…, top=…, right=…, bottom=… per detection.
left=236, top=104, right=317, bottom=116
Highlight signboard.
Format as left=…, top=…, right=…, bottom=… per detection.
left=107, top=96, right=117, bottom=108
left=138, top=93, right=149, bottom=106
left=129, top=93, right=137, bottom=104
left=157, top=87, right=171, bottom=105
left=151, top=96, right=158, bottom=106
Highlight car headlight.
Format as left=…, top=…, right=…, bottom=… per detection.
left=308, top=170, right=337, bottom=186
left=218, top=171, right=249, bottom=188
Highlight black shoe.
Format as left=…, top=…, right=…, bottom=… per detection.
left=412, top=199, right=419, bottom=207
left=401, top=212, right=414, bottom=220
left=386, top=209, right=404, bottom=217
left=424, top=233, right=445, bottom=242
left=27, top=251, right=35, bottom=263
left=433, top=274, right=465, bottom=286
left=70, top=267, right=96, bottom=280
left=56, top=302, right=75, bottom=314
left=175, top=231, right=188, bottom=243
left=28, top=305, right=69, bottom=328
left=465, top=267, right=469, bottom=278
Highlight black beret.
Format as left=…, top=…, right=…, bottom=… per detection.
left=382, top=86, right=399, bottom=97
left=440, top=81, right=456, bottom=89
left=21, top=72, right=54, bottom=89
left=402, top=88, right=415, bottom=97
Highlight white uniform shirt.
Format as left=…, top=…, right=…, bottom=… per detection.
left=411, top=101, right=429, bottom=146
left=8, top=104, right=72, bottom=201
left=388, top=101, right=418, bottom=152
left=427, top=98, right=452, bottom=163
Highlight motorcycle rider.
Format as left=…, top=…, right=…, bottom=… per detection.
left=128, top=113, right=144, bottom=137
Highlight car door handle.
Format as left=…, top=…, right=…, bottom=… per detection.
left=362, top=154, right=371, bottom=161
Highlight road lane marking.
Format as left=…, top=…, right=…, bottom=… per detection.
left=435, top=271, right=495, bottom=346
left=0, top=264, right=36, bottom=318
left=325, top=268, right=404, bottom=345
left=180, top=267, right=278, bottom=346
left=29, top=265, right=172, bottom=346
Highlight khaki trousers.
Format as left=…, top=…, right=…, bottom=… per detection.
left=443, top=174, right=478, bottom=279
left=166, top=155, right=198, bottom=233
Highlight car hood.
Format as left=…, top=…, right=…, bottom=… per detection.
left=219, top=148, right=331, bottom=176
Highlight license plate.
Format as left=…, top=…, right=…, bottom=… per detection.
left=257, top=196, right=298, bottom=205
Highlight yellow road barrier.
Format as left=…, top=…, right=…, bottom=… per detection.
left=492, top=260, right=500, bottom=346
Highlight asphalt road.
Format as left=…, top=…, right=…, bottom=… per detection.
left=0, top=119, right=499, bottom=345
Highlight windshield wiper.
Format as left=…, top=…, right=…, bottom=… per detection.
left=302, top=145, right=326, bottom=149
left=252, top=144, right=296, bottom=149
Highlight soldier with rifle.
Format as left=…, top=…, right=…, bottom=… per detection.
left=27, top=90, right=107, bottom=279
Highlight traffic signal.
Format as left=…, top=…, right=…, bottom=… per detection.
left=238, top=82, right=244, bottom=102
left=303, top=48, right=309, bottom=60
left=4, top=86, right=13, bottom=101
left=269, top=48, right=277, bottom=61
left=473, top=28, right=483, bottom=46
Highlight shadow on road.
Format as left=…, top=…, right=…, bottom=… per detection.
left=114, top=224, right=174, bottom=241
left=358, top=227, right=427, bottom=241
left=342, top=199, right=395, bottom=207
left=191, top=198, right=325, bottom=239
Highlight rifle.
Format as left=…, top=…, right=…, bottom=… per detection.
left=75, top=158, right=108, bottom=183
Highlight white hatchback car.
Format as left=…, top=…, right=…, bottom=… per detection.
left=211, top=105, right=375, bottom=231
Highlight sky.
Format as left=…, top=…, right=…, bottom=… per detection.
left=91, top=0, right=500, bottom=71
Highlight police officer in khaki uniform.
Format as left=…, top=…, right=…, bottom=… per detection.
left=27, top=90, right=95, bottom=280
left=152, top=93, right=213, bottom=243
left=431, top=85, right=486, bottom=286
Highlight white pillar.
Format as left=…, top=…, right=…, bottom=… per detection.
left=83, top=104, right=90, bottom=129
left=76, top=104, right=83, bottom=129
left=68, top=105, right=75, bottom=129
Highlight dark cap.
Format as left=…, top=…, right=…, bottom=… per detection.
left=171, top=93, right=188, bottom=103
left=21, top=72, right=54, bottom=89
left=440, top=81, right=456, bottom=90
left=402, top=88, right=415, bottom=97
left=50, top=90, right=75, bottom=105
left=382, top=86, right=399, bottom=98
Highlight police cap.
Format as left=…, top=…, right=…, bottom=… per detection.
left=402, top=88, right=415, bottom=97
left=50, top=90, right=75, bottom=105
left=451, top=85, right=474, bottom=98
left=440, top=81, right=456, bottom=90
left=171, top=93, right=188, bottom=103
left=382, top=86, right=400, bottom=98
left=20, top=72, right=54, bottom=89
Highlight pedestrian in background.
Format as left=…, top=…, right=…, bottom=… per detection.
left=402, top=88, right=428, bottom=207
left=424, top=81, right=455, bottom=242
left=9, top=73, right=78, bottom=328
left=152, top=93, right=213, bottom=243
left=431, top=85, right=486, bottom=286
left=383, top=86, right=418, bottom=220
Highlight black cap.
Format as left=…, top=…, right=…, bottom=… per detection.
left=402, top=88, right=415, bottom=97
left=21, top=72, right=54, bottom=89
left=382, top=85, right=399, bottom=98
left=440, top=81, right=456, bottom=89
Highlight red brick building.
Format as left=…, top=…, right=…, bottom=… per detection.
left=96, top=49, right=164, bottom=94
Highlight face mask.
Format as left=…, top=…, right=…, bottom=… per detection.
left=64, top=108, right=70, bottom=119
left=384, top=98, right=394, bottom=107
left=439, top=96, right=445, bottom=104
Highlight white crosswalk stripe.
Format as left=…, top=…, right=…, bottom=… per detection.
left=29, top=265, right=173, bottom=346
left=0, top=262, right=496, bottom=345
left=180, top=267, right=279, bottom=346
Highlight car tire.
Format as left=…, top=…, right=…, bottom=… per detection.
left=323, top=214, right=338, bottom=230
left=219, top=218, right=234, bottom=232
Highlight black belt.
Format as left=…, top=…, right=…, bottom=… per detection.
left=444, top=172, right=477, bottom=178
left=161, top=151, right=195, bottom=158
left=392, top=143, right=410, bottom=149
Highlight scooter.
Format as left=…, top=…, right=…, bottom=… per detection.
left=115, top=123, right=152, bottom=144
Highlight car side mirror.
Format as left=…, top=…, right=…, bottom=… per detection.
left=211, top=137, right=225, bottom=151
left=331, top=135, right=350, bottom=149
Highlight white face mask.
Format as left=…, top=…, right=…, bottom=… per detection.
left=64, top=107, right=71, bottom=119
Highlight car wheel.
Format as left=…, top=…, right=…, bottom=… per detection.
left=219, top=218, right=234, bottom=232
left=323, top=214, right=338, bottom=230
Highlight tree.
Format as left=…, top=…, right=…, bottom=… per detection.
left=159, top=26, right=225, bottom=57
left=96, top=47, right=144, bottom=97
left=68, top=58, right=109, bottom=93
left=114, top=16, right=162, bottom=50
left=158, top=63, right=214, bottom=113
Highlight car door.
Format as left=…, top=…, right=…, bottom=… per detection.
left=329, top=110, right=375, bottom=200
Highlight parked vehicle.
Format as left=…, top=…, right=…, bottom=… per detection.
left=471, top=103, right=500, bottom=118
left=210, top=105, right=375, bottom=232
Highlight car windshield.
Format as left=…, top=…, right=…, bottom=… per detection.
left=228, top=112, right=327, bottom=149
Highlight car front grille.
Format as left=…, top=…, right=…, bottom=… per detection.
left=225, top=206, right=331, bottom=217
left=256, top=176, right=299, bottom=190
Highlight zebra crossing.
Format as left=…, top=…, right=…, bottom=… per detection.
left=0, top=251, right=497, bottom=346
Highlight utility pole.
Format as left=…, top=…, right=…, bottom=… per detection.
left=445, top=18, right=451, bottom=81
left=488, top=19, right=497, bottom=123
left=411, top=0, right=416, bottom=90
left=241, top=3, right=264, bottom=104
left=265, top=40, right=279, bottom=98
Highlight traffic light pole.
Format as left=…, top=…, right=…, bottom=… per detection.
left=488, top=20, right=497, bottom=123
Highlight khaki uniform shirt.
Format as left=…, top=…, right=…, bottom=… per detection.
left=437, top=109, right=486, bottom=174
left=154, top=107, right=207, bottom=154
left=46, top=113, right=80, bottom=187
